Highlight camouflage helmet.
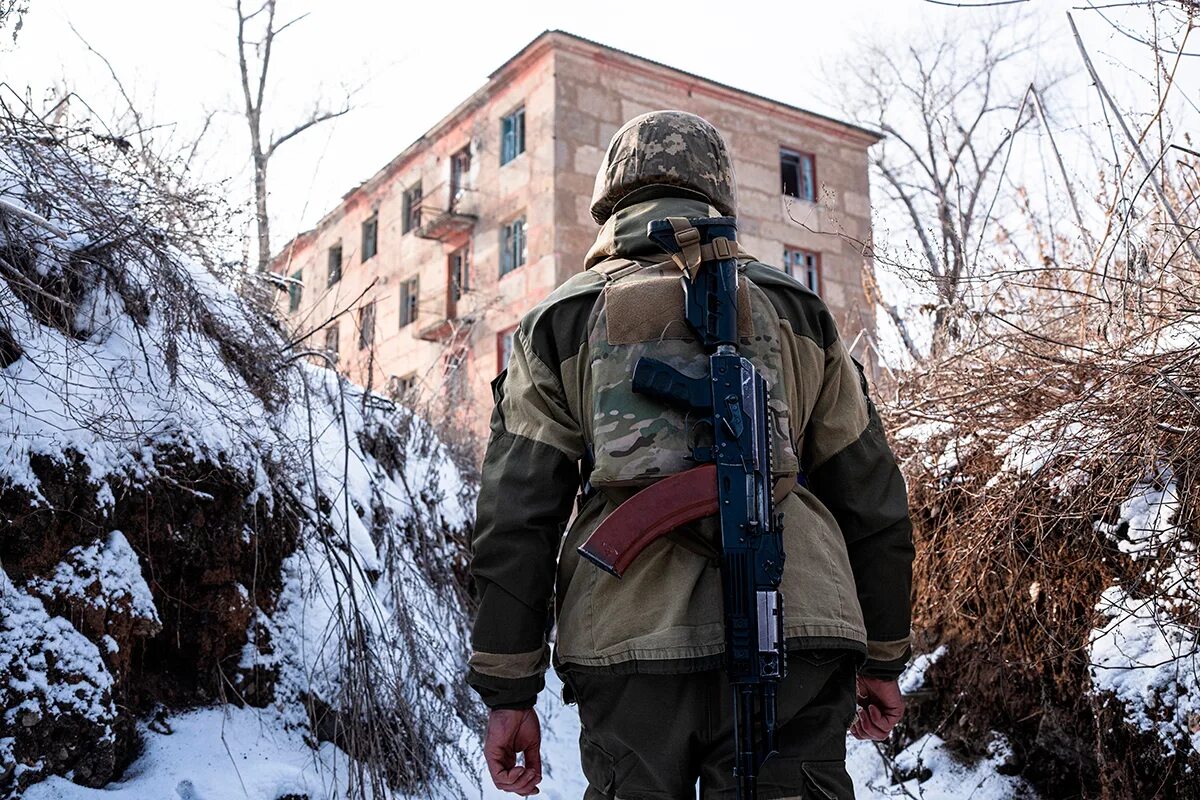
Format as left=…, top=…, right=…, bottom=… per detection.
left=590, top=110, right=737, bottom=224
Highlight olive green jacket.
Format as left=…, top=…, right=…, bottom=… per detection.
left=467, top=194, right=914, bottom=710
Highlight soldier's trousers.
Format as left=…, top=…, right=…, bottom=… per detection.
left=561, top=651, right=857, bottom=800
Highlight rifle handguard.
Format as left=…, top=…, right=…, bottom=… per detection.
left=577, top=464, right=718, bottom=578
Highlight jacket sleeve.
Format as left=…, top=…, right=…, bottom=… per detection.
left=467, top=325, right=583, bottom=709
left=802, top=329, right=914, bottom=679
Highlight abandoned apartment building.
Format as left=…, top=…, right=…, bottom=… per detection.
left=271, top=30, right=881, bottom=441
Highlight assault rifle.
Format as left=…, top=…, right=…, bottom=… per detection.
left=578, top=216, right=786, bottom=800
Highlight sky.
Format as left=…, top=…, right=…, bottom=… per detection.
left=2, top=0, right=1196, bottom=265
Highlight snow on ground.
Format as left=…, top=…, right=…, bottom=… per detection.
left=22, top=706, right=358, bottom=800
left=19, top=653, right=1032, bottom=800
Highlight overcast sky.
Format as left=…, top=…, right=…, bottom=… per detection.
left=3, top=0, right=1196, bottom=252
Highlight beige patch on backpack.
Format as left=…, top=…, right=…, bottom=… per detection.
left=605, top=273, right=754, bottom=345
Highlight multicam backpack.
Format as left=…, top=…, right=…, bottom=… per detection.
left=585, top=256, right=800, bottom=488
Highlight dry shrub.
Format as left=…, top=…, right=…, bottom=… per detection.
left=882, top=164, right=1200, bottom=796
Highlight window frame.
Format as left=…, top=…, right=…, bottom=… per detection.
left=399, top=276, right=419, bottom=329
left=391, top=372, right=417, bottom=401
left=500, top=105, right=526, bottom=166
left=324, top=324, right=339, bottom=359
left=288, top=269, right=303, bottom=312
left=357, top=301, right=376, bottom=350
left=500, top=215, right=527, bottom=277
left=361, top=212, right=379, bottom=262
left=327, top=242, right=343, bottom=286
left=449, top=244, right=470, bottom=302
left=780, top=147, right=817, bottom=202
left=783, top=246, right=822, bottom=294
left=402, top=183, right=423, bottom=235
left=450, top=146, right=471, bottom=210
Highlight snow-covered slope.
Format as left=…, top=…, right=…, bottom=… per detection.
left=1, top=122, right=477, bottom=797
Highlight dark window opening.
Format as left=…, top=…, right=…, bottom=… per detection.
left=501, top=106, right=526, bottom=165
left=449, top=245, right=470, bottom=302
left=357, top=301, right=376, bottom=349
left=362, top=213, right=379, bottom=261
left=780, top=149, right=816, bottom=201
left=402, top=183, right=423, bottom=234
left=784, top=247, right=821, bottom=293
left=288, top=269, right=303, bottom=312
left=500, top=217, right=526, bottom=276
left=391, top=373, right=417, bottom=402
left=327, top=243, right=343, bottom=286
left=399, top=277, right=419, bottom=329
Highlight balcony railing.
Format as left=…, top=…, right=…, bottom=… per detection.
left=414, top=181, right=477, bottom=242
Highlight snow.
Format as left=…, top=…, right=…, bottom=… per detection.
left=848, top=732, right=1029, bottom=800
left=26, top=530, right=161, bottom=628
left=1088, top=585, right=1200, bottom=757
left=899, top=645, right=947, bottom=695
left=22, top=706, right=363, bottom=800
left=3, top=136, right=477, bottom=795
left=1094, top=470, right=1181, bottom=558
left=0, top=570, right=114, bottom=736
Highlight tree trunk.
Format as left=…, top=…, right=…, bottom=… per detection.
left=254, top=155, right=270, bottom=273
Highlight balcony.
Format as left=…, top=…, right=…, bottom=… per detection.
left=414, top=182, right=477, bottom=242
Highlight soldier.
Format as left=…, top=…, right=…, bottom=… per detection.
left=468, top=110, right=914, bottom=799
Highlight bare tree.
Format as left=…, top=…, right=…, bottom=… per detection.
left=236, top=0, right=351, bottom=273
left=0, top=0, right=29, bottom=44
left=838, top=17, right=1044, bottom=357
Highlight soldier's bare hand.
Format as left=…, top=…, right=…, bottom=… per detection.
left=851, top=676, right=905, bottom=741
left=484, top=708, right=543, bottom=795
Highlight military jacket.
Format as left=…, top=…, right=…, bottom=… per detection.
left=467, top=194, right=914, bottom=709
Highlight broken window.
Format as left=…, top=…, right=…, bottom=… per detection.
left=362, top=213, right=379, bottom=261
left=402, top=183, right=422, bottom=234
left=450, top=147, right=471, bottom=210
left=288, top=269, right=303, bottom=312
left=500, top=216, right=526, bottom=276
left=784, top=247, right=821, bottom=293
left=357, top=301, right=376, bottom=349
left=780, top=149, right=816, bottom=201
left=391, top=373, right=417, bottom=402
left=449, top=245, right=470, bottom=302
left=501, top=106, right=525, bottom=165
left=327, top=243, right=342, bottom=286
left=399, top=277, right=419, bottom=328
left=324, top=324, right=339, bottom=358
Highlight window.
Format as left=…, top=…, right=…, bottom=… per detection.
left=362, top=213, right=379, bottom=261
left=390, top=373, right=417, bottom=402
left=327, top=243, right=343, bottom=286
left=449, top=245, right=470, bottom=301
left=324, top=324, right=339, bottom=359
left=450, top=147, right=471, bottom=210
left=780, top=148, right=816, bottom=202
left=497, top=327, right=517, bottom=373
left=500, top=106, right=525, bottom=165
left=500, top=217, right=526, bottom=276
left=399, top=277, right=419, bottom=328
left=402, top=183, right=422, bottom=234
left=357, top=301, right=376, bottom=350
left=784, top=248, right=821, bottom=293
left=288, top=269, right=303, bottom=312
